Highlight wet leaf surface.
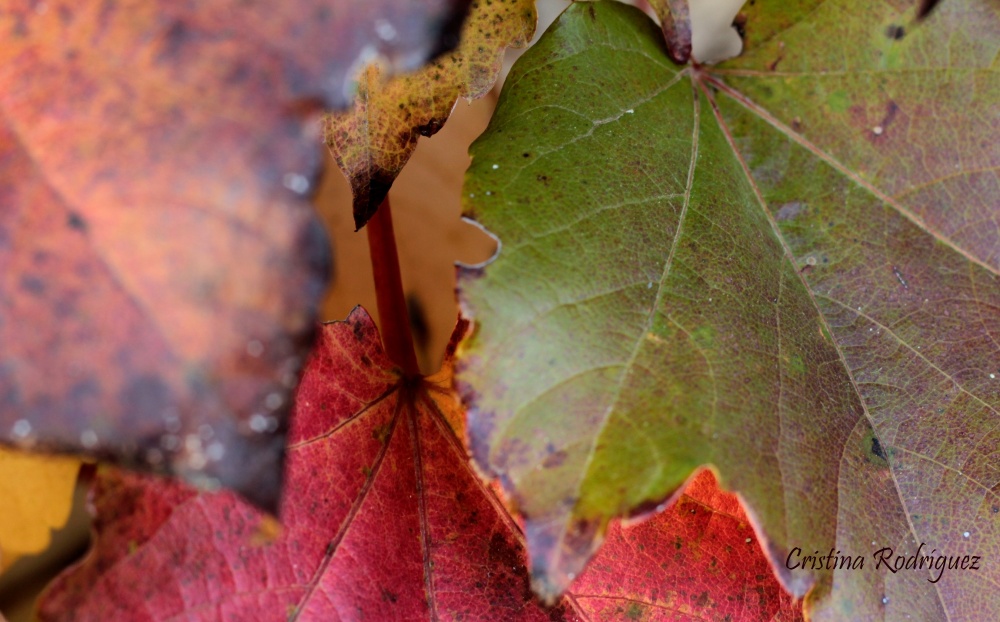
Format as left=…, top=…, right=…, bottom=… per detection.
left=458, top=1, right=999, bottom=618
left=0, top=0, right=469, bottom=509
left=37, top=309, right=573, bottom=621
left=325, top=0, right=536, bottom=229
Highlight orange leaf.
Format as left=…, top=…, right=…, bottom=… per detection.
left=0, top=450, right=79, bottom=573
left=0, top=0, right=469, bottom=509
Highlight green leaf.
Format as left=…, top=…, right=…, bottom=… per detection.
left=457, top=1, right=999, bottom=618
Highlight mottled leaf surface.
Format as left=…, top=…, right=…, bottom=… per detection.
left=325, top=0, right=536, bottom=229
left=38, top=309, right=572, bottom=621
left=0, top=0, right=472, bottom=508
left=720, top=0, right=999, bottom=270
left=458, top=1, right=999, bottom=618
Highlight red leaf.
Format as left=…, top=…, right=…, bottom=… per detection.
left=0, top=0, right=471, bottom=509
left=572, top=470, right=804, bottom=621
left=38, top=308, right=571, bottom=621
left=38, top=309, right=802, bottom=620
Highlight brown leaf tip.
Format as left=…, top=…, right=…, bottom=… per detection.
left=354, top=174, right=395, bottom=231
left=649, top=0, right=693, bottom=65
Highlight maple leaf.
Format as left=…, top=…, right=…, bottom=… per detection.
left=37, top=309, right=572, bottom=621
left=325, top=0, right=536, bottom=229
left=37, top=309, right=799, bottom=621
left=457, top=1, right=999, bottom=618
left=0, top=0, right=472, bottom=509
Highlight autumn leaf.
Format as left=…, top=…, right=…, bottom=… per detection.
left=316, top=96, right=500, bottom=374
left=36, top=308, right=800, bottom=620
left=37, top=308, right=575, bottom=621
left=457, top=1, right=999, bottom=618
left=0, top=0, right=471, bottom=509
left=325, top=0, right=537, bottom=229
left=0, top=449, right=79, bottom=573
left=571, top=469, right=803, bottom=621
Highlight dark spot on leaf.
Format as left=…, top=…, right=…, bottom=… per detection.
left=416, top=118, right=443, bottom=137
left=380, top=587, right=398, bottom=603
left=871, top=436, right=886, bottom=460
left=19, top=275, right=45, bottom=297
left=487, top=531, right=533, bottom=601
left=542, top=448, right=567, bottom=469
left=159, top=20, right=194, bottom=62
left=767, top=43, right=785, bottom=71
left=882, top=100, right=900, bottom=129
left=66, top=211, right=88, bottom=232
left=352, top=321, right=365, bottom=342
left=885, top=24, right=905, bottom=40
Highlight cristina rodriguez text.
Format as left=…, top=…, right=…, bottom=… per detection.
left=785, top=543, right=981, bottom=583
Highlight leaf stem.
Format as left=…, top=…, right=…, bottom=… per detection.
left=366, top=196, right=420, bottom=376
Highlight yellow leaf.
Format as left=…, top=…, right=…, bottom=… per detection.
left=326, top=0, right=536, bottom=229
left=0, top=449, right=80, bottom=573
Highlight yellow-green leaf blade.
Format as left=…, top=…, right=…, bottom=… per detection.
left=457, top=1, right=998, bottom=618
